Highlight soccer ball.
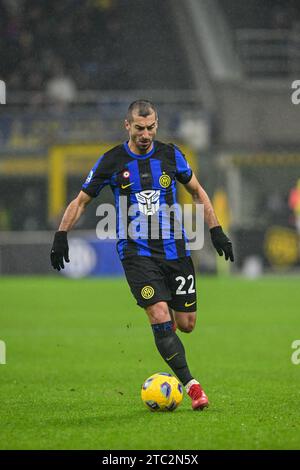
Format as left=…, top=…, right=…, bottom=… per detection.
left=141, top=372, right=183, bottom=411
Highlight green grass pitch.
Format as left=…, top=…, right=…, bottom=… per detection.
left=0, top=275, right=300, bottom=450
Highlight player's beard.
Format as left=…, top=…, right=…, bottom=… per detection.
left=136, top=137, right=152, bottom=153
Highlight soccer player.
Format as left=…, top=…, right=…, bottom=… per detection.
left=50, top=100, right=234, bottom=410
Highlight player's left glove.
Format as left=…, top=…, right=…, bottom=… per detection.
left=210, top=225, right=234, bottom=262
left=50, top=231, right=70, bottom=271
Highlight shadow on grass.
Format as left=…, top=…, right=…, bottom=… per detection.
left=44, top=405, right=221, bottom=428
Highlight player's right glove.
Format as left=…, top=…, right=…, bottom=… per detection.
left=210, top=225, right=234, bottom=262
left=50, top=231, right=69, bottom=271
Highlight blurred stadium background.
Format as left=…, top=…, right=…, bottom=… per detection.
left=1, top=0, right=300, bottom=451
left=1, top=0, right=300, bottom=277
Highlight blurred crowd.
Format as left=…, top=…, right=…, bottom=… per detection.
left=220, top=0, right=300, bottom=29
left=0, top=0, right=188, bottom=101
left=0, top=0, right=129, bottom=100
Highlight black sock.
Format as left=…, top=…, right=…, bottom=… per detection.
left=152, top=321, right=193, bottom=386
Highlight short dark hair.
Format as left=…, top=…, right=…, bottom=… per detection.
left=126, top=100, right=157, bottom=123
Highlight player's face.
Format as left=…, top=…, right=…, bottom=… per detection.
left=125, top=111, right=158, bottom=153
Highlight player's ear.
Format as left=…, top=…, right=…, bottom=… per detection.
left=125, top=119, right=130, bottom=131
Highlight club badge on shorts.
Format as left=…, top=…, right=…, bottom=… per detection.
left=141, top=285, right=155, bottom=299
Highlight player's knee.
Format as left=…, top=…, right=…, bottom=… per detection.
left=177, top=315, right=196, bottom=333
left=146, top=302, right=170, bottom=324
left=178, top=323, right=194, bottom=333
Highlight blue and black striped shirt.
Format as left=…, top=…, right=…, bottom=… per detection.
left=82, top=140, right=193, bottom=260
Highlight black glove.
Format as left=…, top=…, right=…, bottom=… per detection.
left=50, top=231, right=70, bottom=271
left=210, top=226, right=234, bottom=262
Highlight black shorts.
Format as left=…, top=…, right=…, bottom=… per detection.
left=121, top=256, right=197, bottom=312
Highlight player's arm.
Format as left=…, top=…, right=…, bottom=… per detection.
left=59, top=190, right=92, bottom=232
left=50, top=191, right=92, bottom=271
left=50, top=152, right=112, bottom=271
left=184, top=174, right=234, bottom=262
left=184, top=173, right=219, bottom=229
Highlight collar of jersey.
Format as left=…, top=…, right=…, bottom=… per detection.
left=123, top=141, right=155, bottom=159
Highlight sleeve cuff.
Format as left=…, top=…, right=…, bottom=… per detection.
left=176, top=169, right=193, bottom=184
left=81, top=187, right=97, bottom=198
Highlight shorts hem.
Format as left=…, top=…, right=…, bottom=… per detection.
left=168, top=302, right=197, bottom=313
left=136, top=296, right=172, bottom=309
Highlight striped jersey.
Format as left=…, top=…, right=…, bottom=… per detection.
left=82, top=140, right=193, bottom=260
